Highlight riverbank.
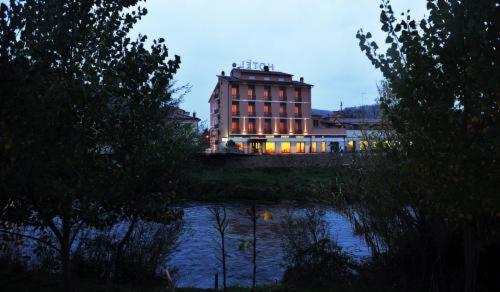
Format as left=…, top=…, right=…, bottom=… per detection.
left=185, top=167, right=344, bottom=202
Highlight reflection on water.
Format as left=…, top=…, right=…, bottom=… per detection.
left=169, top=202, right=369, bottom=288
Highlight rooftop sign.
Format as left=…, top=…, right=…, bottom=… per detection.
left=234, top=60, right=275, bottom=71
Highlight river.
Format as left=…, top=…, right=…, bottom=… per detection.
left=169, top=202, right=369, bottom=288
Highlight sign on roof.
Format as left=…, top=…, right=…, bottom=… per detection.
left=235, top=60, right=275, bottom=71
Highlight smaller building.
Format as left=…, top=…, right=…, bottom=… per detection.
left=171, top=108, right=200, bottom=132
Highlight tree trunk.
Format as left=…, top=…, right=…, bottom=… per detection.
left=463, top=222, right=478, bottom=292
left=61, top=218, right=72, bottom=292
left=113, top=216, right=138, bottom=281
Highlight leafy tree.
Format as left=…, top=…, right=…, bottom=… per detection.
left=353, top=0, right=499, bottom=291
left=0, top=0, right=196, bottom=290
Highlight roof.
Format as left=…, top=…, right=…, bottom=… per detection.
left=238, top=68, right=293, bottom=76
left=311, top=109, right=332, bottom=117
left=217, top=75, right=313, bottom=87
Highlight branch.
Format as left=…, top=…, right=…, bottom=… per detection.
left=0, top=229, right=61, bottom=253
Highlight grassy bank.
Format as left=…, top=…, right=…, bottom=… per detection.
left=185, top=167, right=343, bottom=202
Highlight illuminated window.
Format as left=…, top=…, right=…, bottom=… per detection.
left=247, top=86, right=255, bottom=99
left=360, top=140, right=368, bottom=151
left=347, top=141, right=355, bottom=152
left=294, top=105, right=301, bottom=117
left=231, top=119, right=239, bottom=133
left=235, top=142, right=244, bottom=151
left=279, top=103, right=286, bottom=117
left=279, top=120, right=286, bottom=134
left=279, top=87, right=286, bottom=100
left=231, top=85, right=238, bottom=99
left=281, top=142, right=291, bottom=154
left=294, top=88, right=301, bottom=100
left=296, top=142, right=305, bottom=153
left=248, top=103, right=255, bottom=116
left=264, top=119, right=272, bottom=134
left=265, top=142, right=275, bottom=154
left=311, top=142, right=317, bottom=153
left=294, top=120, right=302, bottom=133
left=248, top=119, right=255, bottom=133
left=321, top=142, right=327, bottom=153
left=263, top=86, right=271, bottom=99
left=232, top=102, right=239, bottom=116
left=264, top=103, right=271, bottom=116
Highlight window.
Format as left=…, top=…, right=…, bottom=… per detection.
left=311, top=142, right=317, bottom=153
left=296, top=142, right=305, bottom=153
left=281, top=142, right=291, bottom=154
left=294, top=120, right=302, bottom=133
left=232, top=102, right=239, bottom=116
left=247, top=86, right=255, bottom=99
left=279, top=119, right=286, bottom=134
left=294, top=88, right=301, bottom=100
left=264, top=76, right=271, bottom=81
left=235, top=142, right=244, bottom=151
left=360, top=140, right=368, bottom=151
left=247, top=119, right=256, bottom=133
left=313, top=119, right=319, bottom=127
left=279, top=103, right=286, bottom=117
left=231, top=85, right=239, bottom=99
left=264, top=103, right=271, bottom=116
left=264, top=119, right=272, bottom=134
left=279, top=87, right=286, bottom=100
left=248, top=76, right=256, bottom=80
left=263, top=86, right=271, bottom=100
left=231, top=119, right=239, bottom=132
left=248, top=102, right=255, bottom=116
left=265, top=142, right=275, bottom=154
left=294, top=105, right=301, bottom=117
left=347, top=141, right=355, bottom=152
left=321, top=142, right=327, bottom=153
left=278, top=77, right=285, bottom=82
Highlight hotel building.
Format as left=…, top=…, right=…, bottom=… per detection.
left=208, top=66, right=359, bottom=154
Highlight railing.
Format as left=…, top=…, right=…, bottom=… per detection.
left=232, top=94, right=240, bottom=99
left=232, top=111, right=240, bottom=116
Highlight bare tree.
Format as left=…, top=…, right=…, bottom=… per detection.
left=209, top=205, right=229, bottom=291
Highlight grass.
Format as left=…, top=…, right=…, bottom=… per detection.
left=184, top=167, right=343, bottom=202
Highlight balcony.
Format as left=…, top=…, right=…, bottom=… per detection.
left=295, top=113, right=302, bottom=118
left=279, top=129, right=287, bottom=134
left=232, top=111, right=240, bottom=116
left=214, top=108, right=219, bottom=114
left=248, top=111, right=256, bottom=117
left=264, top=112, right=271, bottom=117
left=247, top=95, right=256, bottom=100
left=294, top=128, right=303, bottom=134
left=279, top=112, right=287, bottom=117
left=232, top=94, right=240, bottom=100
left=294, top=97, right=302, bottom=102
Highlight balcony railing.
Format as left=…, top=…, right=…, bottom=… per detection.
left=232, top=111, right=240, bottom=116
left=232, top=94, right=240, bottom=99
left=279, top=112, right=287, bottom=117
left=264, top=112, right=271, bottom=117
left=248, top=111, right=256, bottom=117
left=247, top=95, right=256, bottom=100
left=279, top=96, right=287, bottom=101
left=279, top=129, right=287, bottom=134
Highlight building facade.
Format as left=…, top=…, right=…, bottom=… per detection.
left=208, top=66, right=377, bottom=154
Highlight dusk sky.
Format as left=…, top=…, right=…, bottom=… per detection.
left=133, top=0, right=428, bottom=124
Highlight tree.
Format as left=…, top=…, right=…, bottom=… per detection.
left=209, top=205, right=229, bottom=292
left=0, top=1, right=196, bottom=290
left=354, top=1, right=499, bottom=291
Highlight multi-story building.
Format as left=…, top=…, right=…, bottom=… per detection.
left=208, top=66, right=348, bottom=154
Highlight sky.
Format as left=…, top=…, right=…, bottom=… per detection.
left=132, top=0, right=429, bottom=123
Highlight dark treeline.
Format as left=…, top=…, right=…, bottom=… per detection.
left=334, top=1, right=499, bottom=292
left=0, top=0, right=200, bottom=291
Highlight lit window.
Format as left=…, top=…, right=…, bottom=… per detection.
left=231, top=86, right=238, bottom=99
left=279, top=120, right=286, bottom=133
left=279, top=104, right=286, bottom=116
left=247, top=86, right=255, bottom=99
left=264, top=119, right=272, bottom=134
left=294, top=120, right=302, bottom=133
left=294, top=105, right=301, bottom=116
left=263, top=86, right=270, bottom=99
left=248, top=119, right=255, bottom=133
left=264, top=103, right=271, bottom=116
left=347, top=141, right=355, bottom=152
left=248, top=103, right=255, bottom=116
left=265, top=142, right=275, bottom=154
left=281, top=142, right=291, bottom=154
left=232, top=102, right=239, bottom=116
left=231, top=119, right=239, bottom=132
left=311, top=142, right=317, bottom=153
left=360, top=140, right=368, bottom=151
left=321, top=142, right=327, bottom=153
left=235, top=142, right=244, bottom=150
left=294, top=88, right=301, bottom=100
left=279, top=87, right=286, bottom=100
left=296, top=142, right=305, bottom=153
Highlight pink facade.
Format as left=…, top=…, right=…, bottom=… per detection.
left=209, top=67, right=346, bottom=154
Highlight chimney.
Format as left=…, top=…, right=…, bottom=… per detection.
left=192, top=112, right=196, bottom=118
left=264, top=65, right=269, bottom=72
left=300, top=77, right=304, bottom=83
left=221, top=71, right=225, bottom=76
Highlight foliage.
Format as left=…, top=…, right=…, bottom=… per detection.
left=279, top=208, right=354, bottom=286
left=0, top=0, right=197, bottom=289
left=348, top=0, right=500, bottom=291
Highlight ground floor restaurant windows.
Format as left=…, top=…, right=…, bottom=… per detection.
left=348, top=140, right=356, bottom=152
left=311, top=142, right=317, bottom=153
left=296, top=142, right=305, bottom=153
left=360, top=140, right=369, bottom=151
left=265, top=142, right=275, bottom=154
left=321, top=141, right=327, bottom=153
left=281, top=142, right=291, bottom=154
left=235, top=142, right=244, bottom=151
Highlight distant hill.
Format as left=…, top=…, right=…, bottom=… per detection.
left=312, top=104, right=383, bottom=119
